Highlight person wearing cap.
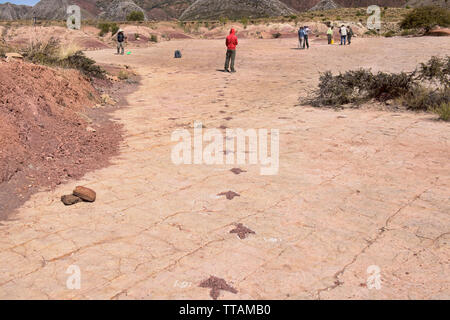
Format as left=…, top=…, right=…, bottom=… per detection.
left=117, top=29, right=126, bottom=55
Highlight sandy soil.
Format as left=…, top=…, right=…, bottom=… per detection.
left=0, top=36, right=449, bottom=299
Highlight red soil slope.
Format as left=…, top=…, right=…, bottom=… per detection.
left=0, top=60, right=121, bottom=217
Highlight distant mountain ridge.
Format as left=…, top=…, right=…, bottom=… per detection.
left=180, top=0, right=296, bottom=20
left=0, top=0, right=449, bottom=21
left=0, top=2, right=32, bottom=20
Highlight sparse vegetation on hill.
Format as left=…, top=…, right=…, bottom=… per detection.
left=98, top=22, right=120, bottom=36
left=307, top=56, right=450, bottom=120
left=400, top=6, right=450, bottom=32
left=179, top=0, right=295, bottom=21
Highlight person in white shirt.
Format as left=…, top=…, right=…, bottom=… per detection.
left=339, top=25, right=347, bottom=45
left=303, top=26, right=310, bottom=49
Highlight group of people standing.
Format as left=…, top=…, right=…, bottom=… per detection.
left=337, top=25, right=354, bottom=45
left=297, top=26, right=311, bottom=49
left=298, top=24, right=355, bottom=48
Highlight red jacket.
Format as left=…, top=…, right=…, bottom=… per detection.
left=226, top=29, right=238, bottom=50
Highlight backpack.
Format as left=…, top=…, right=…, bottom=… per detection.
left=117, top=33, right=125, bottom=42
left=174, top=50, right=182, bottom=58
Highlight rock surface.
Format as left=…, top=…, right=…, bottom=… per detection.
left=61, top=194, right=82, bottom=206
left=73, top=186, right=96, bottom=202
left=0, top=37, right=449, bottom=300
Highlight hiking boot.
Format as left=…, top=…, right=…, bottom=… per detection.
left=231, top=69, right=236, bottom=73
left=225, top=69, right=230, bottom=72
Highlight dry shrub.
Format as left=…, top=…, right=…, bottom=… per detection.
left=400, top=6, right=450, bottom=32
left=22, top=38, right=105, bottom=78
left=434, top=102, right=450, bottom=121
left=307, top=56, right=449, bottom=120
left=310, top=69, right=415, bottom=107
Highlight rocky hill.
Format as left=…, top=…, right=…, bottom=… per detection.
left=0, top=3, right=31, bottom=20
left=406, top=0, right=450, bottom=8
left=280, top=0, right=410, bottom=12
left=309, top=0, right=340, bottom=11
left=1, top=0, right=448, bottom=21
left=180, top=0, right=296, bottom=20
left=133, top=0, right=196, bottom=20
left=97, top=0, right=148, bottom=21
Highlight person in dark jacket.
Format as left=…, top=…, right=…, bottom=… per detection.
left=225, top=28, right=238, bottom=73
left=303, top=26, right=310, bottom=49
left=117, top=29, right=126, bottom=55
left=347, top=26, right=354, bottom=45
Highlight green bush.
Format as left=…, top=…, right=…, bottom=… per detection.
left=416, top=56, right=450, bottom=86
left=59, top=51, right=106, bottom=79
left=98, top=22, right=120, bottom=36
left=384, top=30, right=395, bottom=37
left=365, top=29, right=378, bottom=36
left=219, top=17, right=229, bottom=25
left=110, top=23, right=119, bottom=35
left=400, top=29, right=417, bottom=36
left=127, top=11, right=145, bottom=22
left=272, top=32, right=282, bottom=39
left=434, top=102, right=450, bottom=121
left=241, top=17, right=249, bottom=29
left=118, top=70, right=129, bottom=80
left=149, top=34, right=158, bottom=43
left=98, top=22, right=111, bottom=36
left=400, top=87, right=449, bottom=111
left=22, top=38, right=60, bottom=65
left=309, top=68, right=415, bottom=106
left=400, top=6, right=450, bottom=32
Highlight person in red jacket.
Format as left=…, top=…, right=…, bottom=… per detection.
left=225, top=28, right=238, bottom=73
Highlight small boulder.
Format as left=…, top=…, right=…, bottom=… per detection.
left=61, top=194, right=82, bottom=206
left=73, top=186, right=96, bottom=202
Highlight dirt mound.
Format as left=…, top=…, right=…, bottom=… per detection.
left=0, top=60, right=122, bottom=218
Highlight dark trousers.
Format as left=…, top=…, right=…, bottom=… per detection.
left=225, top=49, right=236, bottom=71
left=327, top=34, right=332, bottom=44
left=340, top=35, right=347, bottom=45
left=348, top=35, right=352, bottom=45
left=303, top=35, right=309, bottom=49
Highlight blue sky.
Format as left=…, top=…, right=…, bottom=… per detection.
left=0, top=0, right=40, bottom=5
